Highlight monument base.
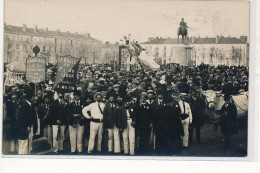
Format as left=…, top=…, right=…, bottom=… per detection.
left=168, top=44, right=192, bottom=66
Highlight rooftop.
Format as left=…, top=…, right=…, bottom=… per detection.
left=4, top=24, right=101, bottom=42
left=141, top=36, right=247, bottom=45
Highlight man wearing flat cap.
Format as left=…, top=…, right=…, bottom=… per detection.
left=82, top=92, right=105, bottom=153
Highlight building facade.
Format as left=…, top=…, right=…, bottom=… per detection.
left=141, top=36, right=249, bottom=67
left=4, top=24, right=102, bottom=65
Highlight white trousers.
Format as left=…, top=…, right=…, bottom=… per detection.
left=122, top=119, right=135, bottom=155
left=28, top=125, right=34, bottom=154
left=69, top=123, right=84, bottom=153
left=107, top=125, right=120, bottom=153
left=43, top=125, right=52, bottom=145
left=18, top=139, right=28, bottom=155
left=181, top=118, right=190, bottom=147
left=88, top=122, right=103, bottom=153
left=52, top=125, right=66, bottom=152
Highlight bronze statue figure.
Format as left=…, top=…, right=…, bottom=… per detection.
left=178, top=18, right=188, bottom=44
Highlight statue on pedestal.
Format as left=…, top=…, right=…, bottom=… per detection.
left=178, top=18, right=188, bottom=44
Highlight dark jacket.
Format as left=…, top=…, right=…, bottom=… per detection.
left=135, top=101, right=152, bottom=130
left=68, top=101, right=85, bottom=126
left=6, top=100, right=18, bottom=130
left=153, top=102, right=184, bottom=138
left=189, top=96, right=205, bottom=127
left=153, top=101, right=184, bottom=155
left=118, top=105, right=136, bottom=129
left=103, top=103, right=119, bottom=129
left=152, top=98, right=165, bottom=126
left=220, top=103, right=238, bottom=135
left=38, top=103, right=53, bottom=127
left=50, top=99, right=68, bottom=125
left=16, top=100, right=37, bottom=140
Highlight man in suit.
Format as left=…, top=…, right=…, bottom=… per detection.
left=103, top=92, right=120, bottom=154
left=188, top=89, right=205, bottom=144
left=51, top=92, right=68, bottom=154
left=154, top=94, right=184, bottom=155
left=16, top=89, right=37, bottom=154
left=37, top=96, right=53, bottom=145
left=82, top=92, right=105, bottom=154
left=118, top=98, right=136, bottom=155
left=135, top=92, right=151, bottom=154
left=219, top=94, right=238, bottom=150
left=6, top=90, right=21, bottom=153
left=68, top=90, right=85, bottom=154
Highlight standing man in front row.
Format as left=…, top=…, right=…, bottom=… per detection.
left=82, top=92, right=105, bottom=154
left=51, top=92, right=68, bottom=154
left=177, top=93, right=192, bottom=150
left=68, top=90, right=85, bottom=154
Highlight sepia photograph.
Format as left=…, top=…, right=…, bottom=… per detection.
left=1, top=0, right=253, bottom=159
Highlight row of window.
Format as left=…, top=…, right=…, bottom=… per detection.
left=5, top=34, right=91, bottom=46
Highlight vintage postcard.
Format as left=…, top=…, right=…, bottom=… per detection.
left=1, top=0, right=255, bottom=161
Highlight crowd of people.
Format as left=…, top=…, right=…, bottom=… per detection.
left=3, top=63, right=249, bottom=155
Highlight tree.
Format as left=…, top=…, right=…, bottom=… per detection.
left=232, top=47, right=242, bottom=66
left=191, top=47, right=198, bottom=66
left=209, top=47, right=216, bottom=65
left=217, top=48, right=225, bottom=65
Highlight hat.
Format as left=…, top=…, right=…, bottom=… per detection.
left=107, top=92, right=117, bottom=99
left=224, top=94, right=231, bottom=100
left=74, top=90, right=82, bottom=96
left=147, top=90, right=154, bottom=94
left=113, top=84, right=120, bottom=88
left=180, top=93, right=187, bottom=96
left=94, top=92, right=103, bottom=100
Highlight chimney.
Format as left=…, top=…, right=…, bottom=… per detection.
left=22, top=24, right=27, bottom=32
left=66, top=31, right=70, bottom=34
left=240, top=36, right=247, bottom=43
left=44, top=27, right=48, bottom=33
left=206, top=36, right=208, bottom=38
left=34, top=25, right=37, bottom=33
left=56, top=29, right=60, bottom=34
left=216, top=35, right=221, bottom=44
left=85, top=33, right=90, bottom=38
left=156, top=37, right=159, bottom=41
left=148, top=37, right=154, bottom=42
left=192, top=37, right=196, bottom=43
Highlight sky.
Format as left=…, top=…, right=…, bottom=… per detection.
left=4, top=0, right=250, bottom=43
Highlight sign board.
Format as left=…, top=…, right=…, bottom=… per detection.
left=53, top=55, right=81, bottom=93
left=26, top=57, right=46, bottom=83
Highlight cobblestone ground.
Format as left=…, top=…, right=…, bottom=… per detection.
left=2, top=119, right=247, bottom=157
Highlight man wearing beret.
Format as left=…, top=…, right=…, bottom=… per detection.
left=82, top=92, right=105, bottom=153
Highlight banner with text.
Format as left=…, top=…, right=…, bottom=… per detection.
left=53, top=55, right=81, bottom=92
left=26, top=57, right=46, bottom=83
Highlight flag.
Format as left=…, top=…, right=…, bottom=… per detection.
left=138, top=51, right=160, bottom=70
left=53, top=55, right=81, bottom=92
